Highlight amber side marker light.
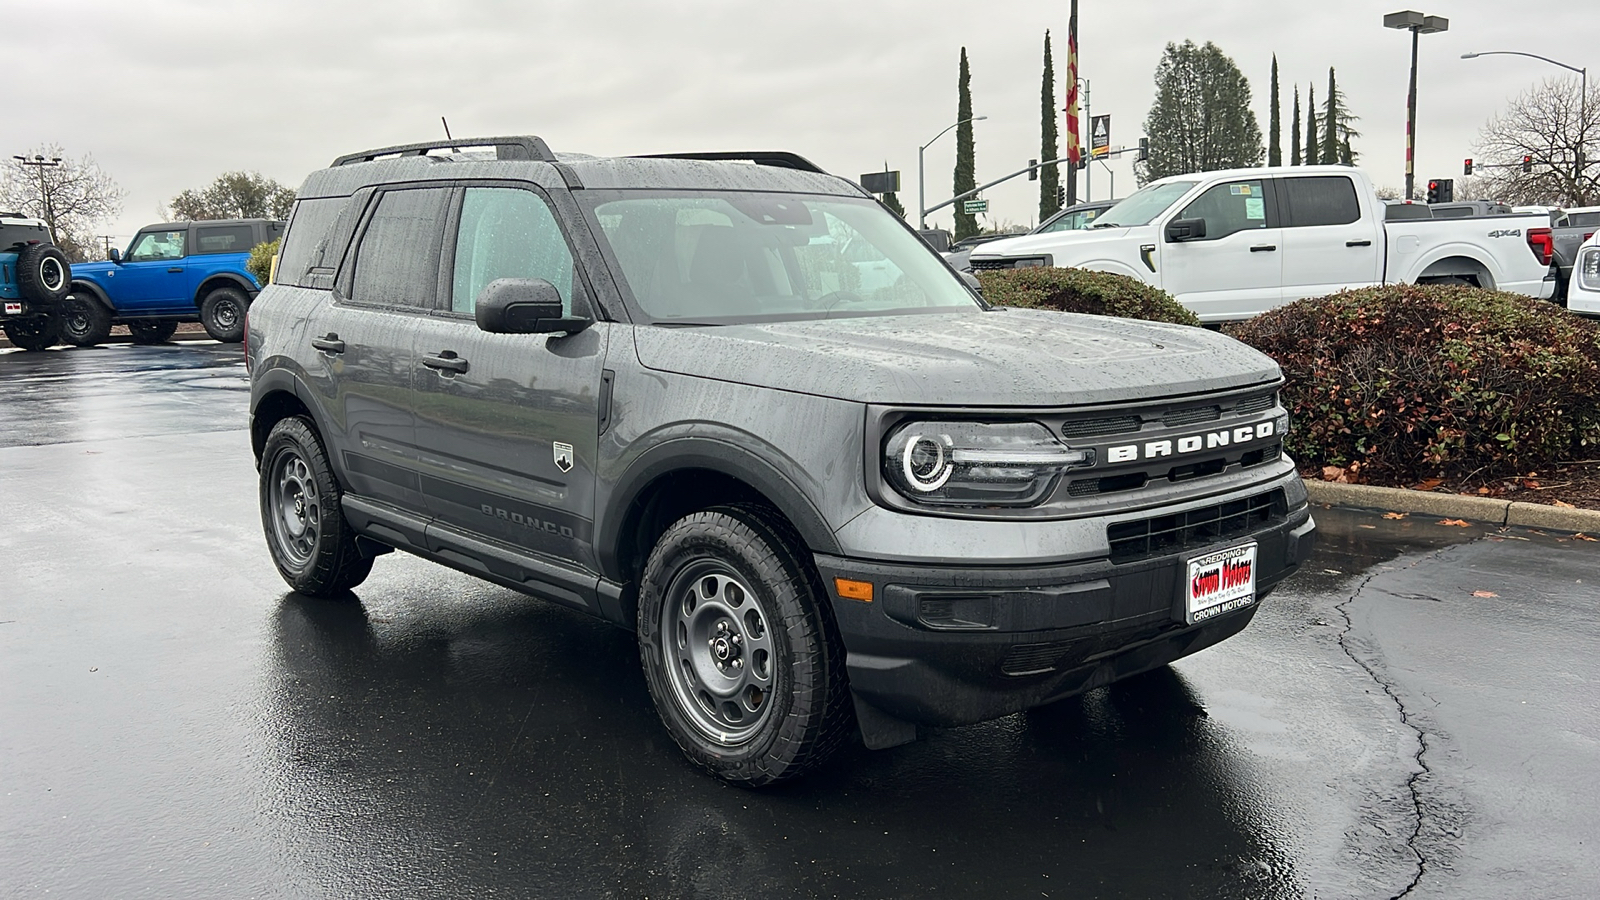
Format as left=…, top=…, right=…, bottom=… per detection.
left=834, top=578, right=874, bottom=602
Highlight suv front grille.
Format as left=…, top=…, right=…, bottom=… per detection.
left=1061, top=415, right=1142, bottom=439
left=1107, top=491, right=1283, bottom=563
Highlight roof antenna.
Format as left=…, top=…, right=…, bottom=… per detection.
left=441, top=116, right=454, bottom=140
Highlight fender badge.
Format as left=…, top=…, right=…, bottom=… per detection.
left=553, top=441, right=574, bottom=473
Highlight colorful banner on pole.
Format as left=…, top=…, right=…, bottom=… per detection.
left=1090, top=115, right=1110, bottom=157
left=1064, top=19, right=1081, bottom=166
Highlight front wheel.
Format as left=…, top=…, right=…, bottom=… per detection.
left=200, top=287, right=248, bottom=343
left=259, top=416, right=373, bottom=596
left=637, top=504, right=852, bottom=786
left=127, top=320, right=178, bottom=344
left=3, top=316, right=60, bottom=351
left=59, top=296, right=113, bottom=347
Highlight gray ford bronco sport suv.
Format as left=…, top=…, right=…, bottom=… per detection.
left=248, top=136, right=1315, bottom=785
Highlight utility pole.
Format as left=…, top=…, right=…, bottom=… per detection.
left=100, top=235, right=117, bottom=259
left=13, top=154, right=63, bottom=244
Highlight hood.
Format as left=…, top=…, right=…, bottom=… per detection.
left=632, top=308, right=1280, bottom=407
left=970, top=226, right=1140, bottom=261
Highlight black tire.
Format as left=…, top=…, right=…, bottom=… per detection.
left=637, top=503, right=852, bottom=786
left=3, top=316, right=60, bottom=351
left=200, top=287, right=248, bottom=343
left=17, top=244, right=71, bottom=303
left=58, top=295, right=113, bottom=347
left=127, top=320, right=179, bottom=345
left=259, top=416, right=373, bottom=597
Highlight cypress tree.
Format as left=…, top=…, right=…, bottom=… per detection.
left=1141, top=40, right=1263, bottom=181
left=1291, top=85, right=1302, bottom=165
left=1306, top=84, right=1320, bottom=165
left=1039, top=32, right=1061, bottom=221
left=1321, top=67, right=1362, bottom=165
left=1268, top=55, right=1282, bottom=166
left=953, top=47, right=978, bottom=240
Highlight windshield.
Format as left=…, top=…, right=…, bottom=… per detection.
left=585, top=191, right=979, bottom=324
left=1091, top=181, right=1198, bottom=227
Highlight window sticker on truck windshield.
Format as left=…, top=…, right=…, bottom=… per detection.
left=1246, top=198, right=1265, bottom=220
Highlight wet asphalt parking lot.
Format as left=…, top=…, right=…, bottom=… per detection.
left=2, top=342, right=1598, bottom=899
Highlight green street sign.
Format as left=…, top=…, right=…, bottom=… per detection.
left=963, top=199, right=988, bottom=214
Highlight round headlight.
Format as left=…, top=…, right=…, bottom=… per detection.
left=900, top=434, right=953, bottom=492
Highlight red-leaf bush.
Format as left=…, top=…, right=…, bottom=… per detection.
left=977, top=266, right=1202, bottom=326
left=1230, top=285, right=1600, bottom=483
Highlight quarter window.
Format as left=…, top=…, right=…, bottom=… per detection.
left=128, top=230, right=186, bottom=261
left=450, top=187, right=575, bottom=315
left=1175, top=180, right=1269, bottom=240
left=194, top=224, right=256, bottom=255
left=350, top=188, right=451, bottom=309
left=1282, top=177, right=1361, bottom=228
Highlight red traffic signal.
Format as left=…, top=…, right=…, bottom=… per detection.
left=1523, top=155, right=1533, bottom=173
left=1464, top=158, right=1473, bottom=175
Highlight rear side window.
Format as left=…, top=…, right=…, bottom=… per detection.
left=1176, top=179, right=1270, bottom=240
left=350, top=187, right=451, bottom=309
left=277, top=198, right=347, bottom=288
left=194, top=224, right=255, bottom=254
left=1281, top=177, right=1361, bottom=227
left=450, top=187, right=575, bottom=314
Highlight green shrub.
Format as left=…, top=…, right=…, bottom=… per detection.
left=977, top=266, right=1201, bottom=326
left=246, top=238, right=279, bottom=286
left=1230, top=284, right=1600, bottom=483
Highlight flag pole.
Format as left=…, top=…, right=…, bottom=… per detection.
left=1064, top=0, right=1080, bottom=207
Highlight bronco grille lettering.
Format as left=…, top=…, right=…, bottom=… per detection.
left=1108, top=420, right=1275, bottom=463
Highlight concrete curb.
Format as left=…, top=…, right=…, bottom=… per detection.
left=1305, top=481, right=1600, bottom=533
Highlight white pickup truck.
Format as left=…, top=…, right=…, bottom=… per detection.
left=970, top=165, right=1558, bottom=322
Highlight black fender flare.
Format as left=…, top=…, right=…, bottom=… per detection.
left=595, top=436, right=843, bottom=581
left=68, top=280, right=114, bottom=311
left=249, top=366, right=318, bottom=460
left=194, top=272, right=260, bottom=307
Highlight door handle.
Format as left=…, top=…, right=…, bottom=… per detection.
left=1250, top=244, right=1277, bottom=252
left=311, top=334, right=345, bottom=354
left=167, top=267, right=184, bottom=273
left=1346, top=239, right=1373, bottom=247
left=421, top=351, right=469, bottom=374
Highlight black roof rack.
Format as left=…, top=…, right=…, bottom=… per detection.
left=332, top=136, right=558, bottom=167
left=632, top=151, right=827, bottom=174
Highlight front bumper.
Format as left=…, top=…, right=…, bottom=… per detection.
left=814, top=496, right=1315, bottom=732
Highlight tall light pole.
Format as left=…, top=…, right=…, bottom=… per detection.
left=1384, top=11, right=1449, bottom=200
left=918, top=115, right=986, bottom=229
left=1462, top=50, right=1588, bottom=187
left=13, top=154, right=63, bottom=244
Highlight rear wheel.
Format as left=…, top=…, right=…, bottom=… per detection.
left=127, top=320, right=178, bottom=344
left=3, top=316, right=59, bottom=351
left=59, top=296, right=113, bottom=347
left=200, top=287, right=247, bottom=343
left=260, top=416, right=373, bottom=596
left=637, top=504, right=852, bottom=786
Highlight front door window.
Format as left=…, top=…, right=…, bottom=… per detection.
left=128, top=230, right=187, bottom=261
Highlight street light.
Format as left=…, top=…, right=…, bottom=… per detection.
left=918, top=115, right=987, bottom=229
left=1384, top=10, right=1449, bottom=200
left=1462, top=50, right=1588, bottom=183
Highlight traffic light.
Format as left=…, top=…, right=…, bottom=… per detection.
left=1464, top=158, right=1473, bottom=176
left=1426, top=178, right=1454, bottom=203
left=1028, top=159, right=1038, bottom=182
left=1056, top=185, right=1066, bottom=206
left=1137, top=137, right=1149, bottom=162
left=1523, top=155, right=1533, bottom=173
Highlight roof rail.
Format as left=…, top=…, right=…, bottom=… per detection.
left=331, top=136, right=558, bottom=167
left=632, top=151, right=827, bottom=174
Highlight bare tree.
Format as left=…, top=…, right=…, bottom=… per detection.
left=0, top=144, right=125, bottom=261
left=168, top=171, right=296, bottom=221
left=1471, top=77, right=1599, bottom=206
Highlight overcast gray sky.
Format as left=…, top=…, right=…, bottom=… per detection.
left=3, top=0, right=1593, bottom=244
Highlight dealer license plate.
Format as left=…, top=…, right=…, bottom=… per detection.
left=3, top=303, right=21, bottom=316
left=1185, top=543, right=1257, bottom=624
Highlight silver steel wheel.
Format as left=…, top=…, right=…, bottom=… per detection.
left=661, top=563, right=777, bottom=744
left=38, top=257, right=66, bottom=294
left=269, top=448, right=321, bottom=568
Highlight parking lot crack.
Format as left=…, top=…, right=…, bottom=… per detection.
left=1332, top=542, right=1466, bottom=900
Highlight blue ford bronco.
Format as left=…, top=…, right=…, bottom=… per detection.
left=1, top=213, right=72, bottom=351
left=61, top=218, right=283, bottom=346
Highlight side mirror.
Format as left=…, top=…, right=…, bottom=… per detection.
left=1165, top=218, right=1207, bottom=242
left=917, top=228, right=951, bottom=253
left=959, top=270, right=983, bottom=294
left=108, top=248, right=122, bottom=264
left=474, top=278, right=591, bottom=335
